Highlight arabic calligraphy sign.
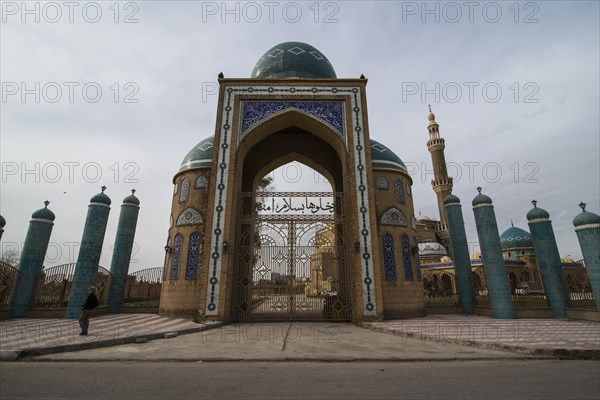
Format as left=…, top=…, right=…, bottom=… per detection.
left=248, top=192, right=338, bottom=216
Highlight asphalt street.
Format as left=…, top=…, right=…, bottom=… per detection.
left=1, top=360, right=599, bottom=400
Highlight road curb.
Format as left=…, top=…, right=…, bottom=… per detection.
left=9, top=322, right=223, bottom=361
left=359, top=323, right=599, bottom=360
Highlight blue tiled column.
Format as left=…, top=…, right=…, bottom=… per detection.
left=108, top=190, right=140, bottom=313
left=526, top=200, right=567, bottom=318
left=11, top=202, right=55, bottom=317
left=444, top=194, right=474, bottom=314
left=572, top=203, right=600, bottom=312
left=472, top=188, right=515, bottom=319
left=65, top=187, right=111, bottom=319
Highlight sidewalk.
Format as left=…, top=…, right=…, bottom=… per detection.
left=362, top=314, right=600, bottom=359
left=0, top=313, right=221, bottom=361
left=1, top=314, right=598, bottom=362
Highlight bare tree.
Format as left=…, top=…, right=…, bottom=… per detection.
left=0, top=249, right=20, bottom=267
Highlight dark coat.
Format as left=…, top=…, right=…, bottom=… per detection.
left=82, top=293, right=99, bottom=310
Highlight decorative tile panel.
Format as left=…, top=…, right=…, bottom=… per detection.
left=179, top=178, right=189, bottom=202
left=185, top=232, right=201, bottom=279
left=376, top=177, right=388, bottom=190
left=406, top=183, right=412, bottom=196
left=176, top=207, right=203, bottom=226
left=382, top=233, right=397, bottom=280
left=380, top=207, right=408, bottom=226
left=402, top=235, right=413, bottom=280
left=170, top=234, right=183, bottom=280
left=240, top=101, right=345, bottom=140
left=395, top=180, right=405, bottom=203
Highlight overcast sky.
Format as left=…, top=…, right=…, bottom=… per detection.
left=1, top=0, right=598, bottom=272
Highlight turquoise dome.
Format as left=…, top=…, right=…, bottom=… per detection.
left=32, top=203, right=55, bottom=221
left=526, top=205, right=549, bottom=221
left=500, top=226, right=533, bottom=249
left=0, top=214, right=5, bottom=228
left=573, top=210, right=600, bottom=227
left=179, top=136, right=214, bottom=173
left=123, top=190, right=140, bottom=206
left=90, top=189, right=111, bottom=206
left=472, top=192, right=492, bottom=207
left=370, top=139, right=407, bottom=173
left=444, top=194, right=460, bottom=205
left=251, top=42, right=337, bottom=79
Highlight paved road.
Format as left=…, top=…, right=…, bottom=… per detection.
left=1, top=360, right=599, bottom=400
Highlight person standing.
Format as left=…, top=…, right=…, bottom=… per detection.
left=79, top=286, right=99, bottom=335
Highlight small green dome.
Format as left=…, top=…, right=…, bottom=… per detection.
left=472, top=190, right=492, bottom=207
left=32, top=201, right=55, bottom=221
left=500, top=226, right=533, bottom=250
left=251, top=42, right=337, bottom=79
left=526, top=204, right=549, bottom=221
left=123, top=189, right=140, bottom=206
left=370, top=139, right=407, bottom=173
left=179, top=136, right=214, bottom=173
left=90, top=187, right=111, bottom=206
left=0, top=214, right=5, bottom=228
left=573, top=210, right=600, bottom=227
left=444, top=194, right=461, bottom=205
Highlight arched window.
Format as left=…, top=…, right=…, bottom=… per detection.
left=395, top=180, right=405, bottom=203
left=185, top=233, right=201, bottom=279
left=376, top=176, right=389, bottom=190
left=162, top=238, right=170, bottom=281
left=179, top=178, right=189, bottom=202
left=381, top=233, right=397, bottom=280
left=413, top=237, right=421, bottom=280
left=401, top=234, right=413, bottom=280
left=170, top=234, right=183, bottom=280
left=195, top=176, right=208, bottom=189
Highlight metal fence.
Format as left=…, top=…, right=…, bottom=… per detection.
left=123, top=267, right=163, bottom=307
left=0, top=261, right=19, bottom=309
left=561, top=266, right=597, bottom=309
left=422, top=268, right=460, bottom=306
left=32, top=263, right=111, bottom=308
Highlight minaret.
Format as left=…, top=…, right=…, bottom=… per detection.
left=426, top=106, right=453, bottom=242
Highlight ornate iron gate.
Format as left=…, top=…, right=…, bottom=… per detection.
left=233, top=192, right=351, bottom=321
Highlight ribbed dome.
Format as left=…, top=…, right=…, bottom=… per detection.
left=526, top=205, right=550, bottom=221
left=123, top=189, right=140, bottom=206
left=500, top=226, right=533, bottom=250
left=416, top=214, right=434, bottom=222
left=573, top=209, right=600, bottom=227
left=418, top=240, right=447, bottom=257
left=179, top=136, right=214, bottom=173
left=444, top=194, right=460, bottom=205
left=472, top=192, right=492, bottom=207
left=32, top=202, right=55, bottom=221
left=90, top=189, right=111, bottom=206
left=251, top=42, right=337, bottom=79
left=370, top=139, right=407, bottom=173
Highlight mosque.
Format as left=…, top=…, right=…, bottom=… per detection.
left=158, top=41, right=599, bottom=322
left=2, top=41, right=598, bottom=323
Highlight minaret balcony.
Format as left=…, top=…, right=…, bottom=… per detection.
left=431, top=177, right=453, bottom=187
left=427, top=138, right=446, bottom=149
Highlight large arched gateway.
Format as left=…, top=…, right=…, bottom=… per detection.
left=160, top=42, right=424, bottom=322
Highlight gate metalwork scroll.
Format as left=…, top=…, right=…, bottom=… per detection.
left=32, top=264, right=111, bottom=308
left=233, top=192, right=351, bottom=321
left=0, top=261, right=19, bottom=309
